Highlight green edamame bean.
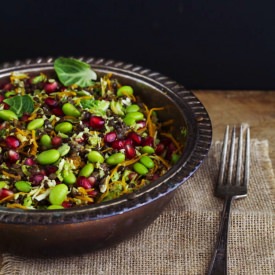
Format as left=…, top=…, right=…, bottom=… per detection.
left=87, top=151, right=104, bottom=163
left=27, top=118, right=44, bottom=130
left=37, top=149, right=60, bottom=165
left=171, top=153, right=180, bottom=164
left=47, top=205, right=64, bottom=210
left=15, top=181, right=32, bottom=192
left=40, top=134, right=52, bottom=148
left=62, top=171, right=76, bottom=185
left=117, top=85, right=134, bottom=97
left=123, top=116, right=136, bottom=126
left=123, top=111, right=144, bottom=126
left=55, top=122, right=73, bottom=133
left=106, top=152, right=125, bottom=165
left=23, top=196, right=32, bottom=207
left=62, top=103, right=81, bottom=117
left=140, top=156, right=155, bottom=169
left=133, top=162, right=149, bottom=175
left=79, top=163, right=94, bottom=177
left=0, top=110, right=18, bottom=121
left=125, top=104, right=140, bottom=113
left=0, top=181, right=8, bottom=189
left=5, top=91, right=16, bottom=97
left=141, top=146, right=155, bottom=154
left=125, top=112, right=144, bottom=121
left=49, top=183, right=68, bottom=205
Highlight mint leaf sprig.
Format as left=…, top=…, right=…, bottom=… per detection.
left=4, top=95, right=34, bottom=118
left=54, top=57, right=97, bottom=88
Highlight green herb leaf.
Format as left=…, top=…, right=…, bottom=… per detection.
left=54, top=57, right=97, bottom=88
left=4, top=95, right=34, bottom=118
left=80, top=99, right=110, bottom=116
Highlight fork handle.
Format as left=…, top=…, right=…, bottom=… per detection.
left=208, top=196, right=233, bottom=275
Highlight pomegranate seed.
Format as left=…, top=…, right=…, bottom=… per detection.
left=82, top=120, right=90, bottom=128
left=87, top=189, right=98, bottom=197
left=104, top=131, right=117, bottom=144
left=52, top=107, right=64, bottom=116
left=89, top=116, right=105, bottom=130
left=51, top=136, right=62, bottom=147
left=0, top=188, right=14, bottom=200
left=39, top=169, right=46, bottom=176
left=150, top=173, right=160, bottom=181
left=20, top=114, right=30, bottom=121
left=44, top=165, right=58, bottom=175
left=2, top=83, right=13, bottom=91
left=155, top=143, right=165, bottom=155
left=7, top=150, right=20, bottom=163
left=124, top=138, right=133, bottom=146
left=112, top=140, right=125, bottom=150
left=3, top=103, right=9, bottom=110
left=45, top=97, right=58, bottom=108
left=125, top=144, right=136, bottom=159
left=30, top=173, right=44, bottom=185
left=24, top=157, right=36, bottom=166
left=44, top=81, right=58, bottom=93
left=166, top=142, right=177, bottom=160
left=77, top=176, right=92, bottom=189
left=141, top=136, right=154, bottom=147
left=62, top=201, right=73, bottom=208
left=160, top=137, right=171, bottom=146
left=127, top=132, right=142, bottom=145
left=5, top=136, right=20, bottom=148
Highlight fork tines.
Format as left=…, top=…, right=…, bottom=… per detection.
left=218, top=125, right=250, bottom=189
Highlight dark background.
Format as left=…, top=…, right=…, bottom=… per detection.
left=0, top=0, right=275, bottom=90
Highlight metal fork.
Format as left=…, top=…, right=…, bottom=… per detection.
left=208, top=125, right=250, bottom=275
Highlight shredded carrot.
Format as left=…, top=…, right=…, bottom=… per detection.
left=109, top=156, right=142, bottom=179
left=30, top=130, right=38, bottom=155
left=50, top=130, right=57, bottom=137
left=0, top=194, right=15, bottom=204
left=6, top=203, right=28, bottom=209
left=160, top=132, right=181, bottom=152
left=68, top=156, right=83, bottom=169
left=51, top=117, right=58, bottom=127
left=10, top=72, right=29, bottom=83
left=151, top=155, right=170, bottom=169
left=137, top=179, right=147, bottom=188
left=161, top=119, right=174, bottom=127
left=74, top=95, right=94, bottom=104
left=27, top=112, right=37, bottom=121
left=17, top=141, right=29, bottom=150
left=63, top=116, right=79, bottom=122
left=106, top=78, right=112, bottom=91
left=16, top=128, right=30, bottom=137
left=2, top=171, right=21, bottom=181
left=146, top=107, right=164, bottom=137
left=75, top=196, right=94, bottom=203
left=56, top=91, right=77, bottom=98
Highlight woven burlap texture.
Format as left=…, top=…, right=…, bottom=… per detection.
left=1, top=140, right=274, bottom=275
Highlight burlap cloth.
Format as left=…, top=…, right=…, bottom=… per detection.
left=0, top=139, right=274, bottom=275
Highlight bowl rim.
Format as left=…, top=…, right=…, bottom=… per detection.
left=0, top=57, right=212, bottom=224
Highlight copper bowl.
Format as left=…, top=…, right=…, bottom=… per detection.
left=0, top=57, right=212, bottom=256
